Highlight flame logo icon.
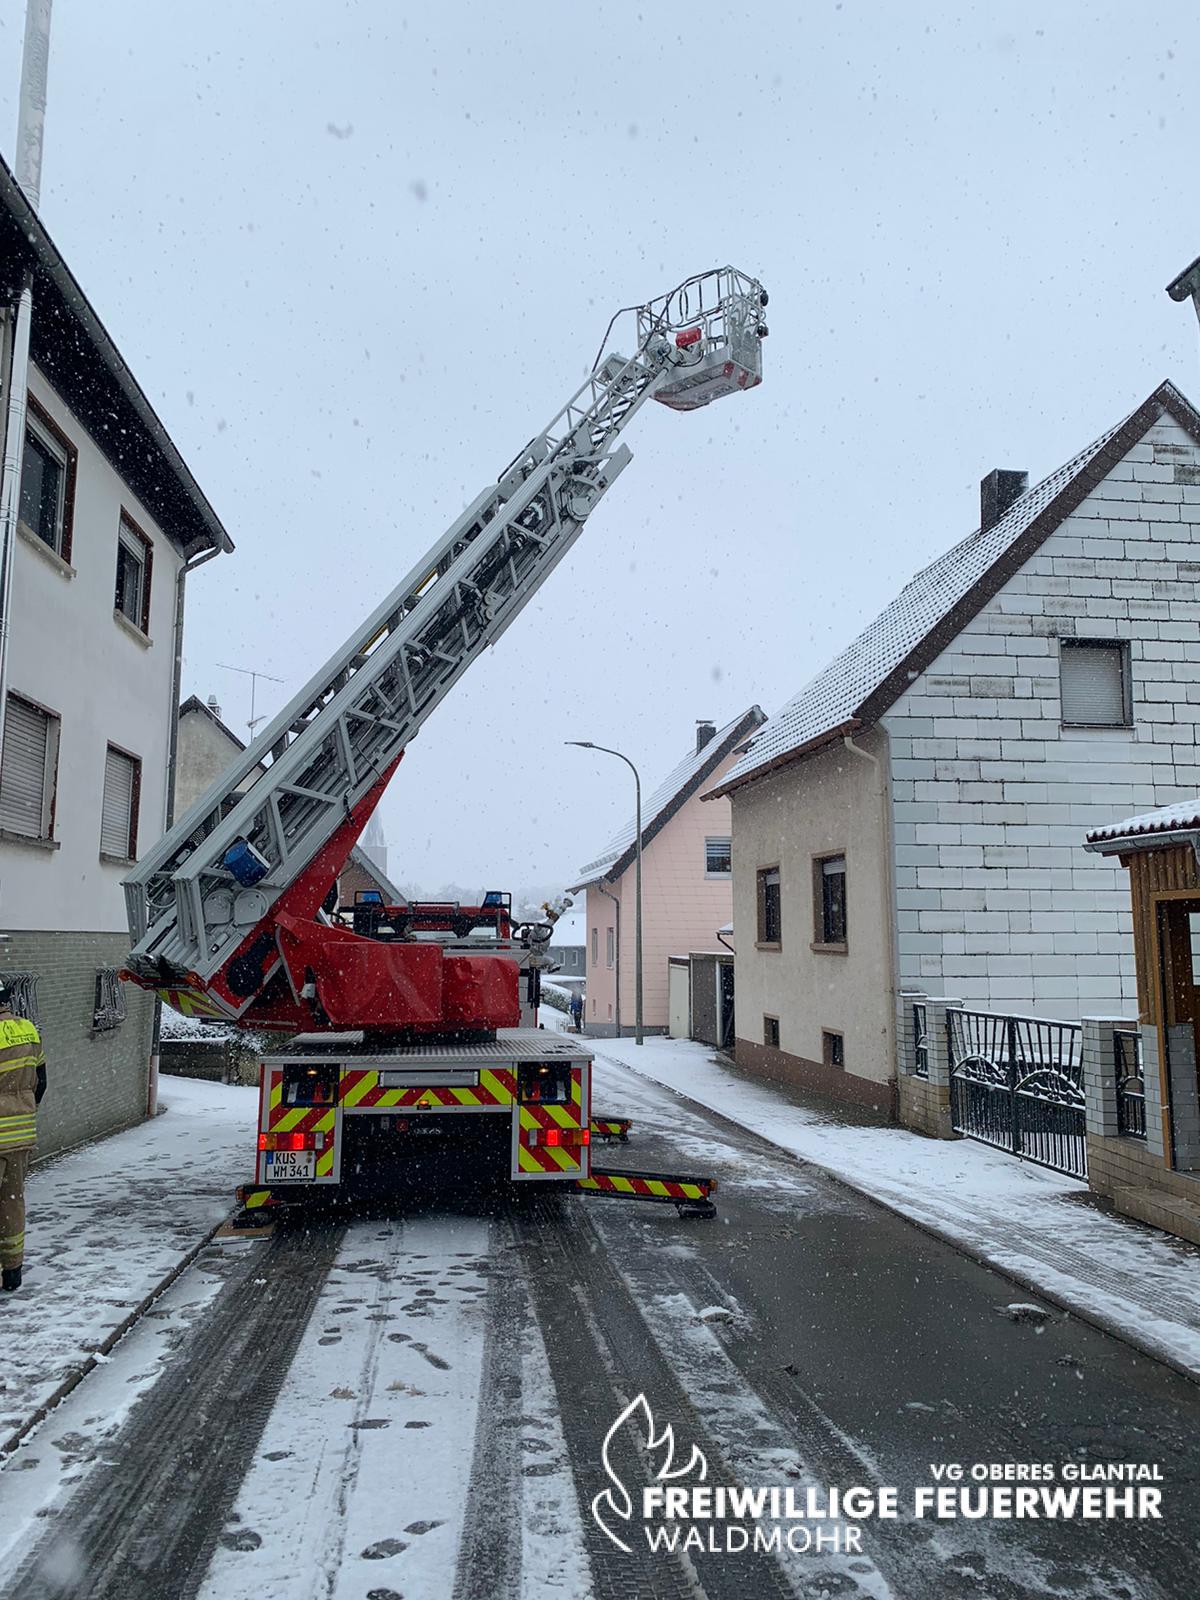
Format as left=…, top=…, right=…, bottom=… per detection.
left=591, top=1393, right=708, bottom=1552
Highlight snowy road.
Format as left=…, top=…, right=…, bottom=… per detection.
left=3, top=1055, right=1199, bottom=1599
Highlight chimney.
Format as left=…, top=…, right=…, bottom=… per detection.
left=695, top=719, right=716, bottom=753
left=980, top=468, right=1028, bottom=532
left=207, top=693, right=221, bottom=718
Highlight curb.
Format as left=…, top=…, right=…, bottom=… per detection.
left=1, top=1213, right=233, bottom=1458
left=606, top=1051, right=1200, bottom=1391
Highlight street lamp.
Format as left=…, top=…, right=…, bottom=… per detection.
left=567, top=741, right=643, bottom=1045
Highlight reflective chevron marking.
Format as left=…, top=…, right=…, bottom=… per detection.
left=576, top=1168, right=716, bottom=1204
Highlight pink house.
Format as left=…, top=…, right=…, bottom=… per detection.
left=570, top=709, right=765, bottom=1036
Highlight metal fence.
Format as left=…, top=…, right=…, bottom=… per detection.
left=948, top=1008, right=1086, bottom=1179
left=911, top=1002, right=929, bottom=1079
left=1114, top=1029, right=1146, bottom=1140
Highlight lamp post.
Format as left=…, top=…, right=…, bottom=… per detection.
left=567, top=741, right=643, bottom=1045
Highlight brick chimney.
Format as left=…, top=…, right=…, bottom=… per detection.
left=980, top=468, right=1028, bottom=532
left=695, top=719, right=716, bottom=753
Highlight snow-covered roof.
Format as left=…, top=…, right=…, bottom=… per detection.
left=570, top=707, right=765, bottom=889
left=1086, top=798, right=1200, bottom=850
left=709, top=381, right=1200, bottom=798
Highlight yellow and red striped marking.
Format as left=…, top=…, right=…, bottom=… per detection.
left=589, top=1116, right=631, bottom=1140
left=576, top=1169, right=716, bottom=1203
left=517, top=1068, right=586, bottom=1175
left=157, top=986, right=230, bottom=1020
left=338, top=1067, right=517, bottom=1111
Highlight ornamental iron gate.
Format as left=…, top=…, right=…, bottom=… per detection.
left=948, top=1008, right=1087, bottom=1179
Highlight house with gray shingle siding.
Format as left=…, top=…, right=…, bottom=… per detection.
left=705, top=381, right=1200, bottom=1117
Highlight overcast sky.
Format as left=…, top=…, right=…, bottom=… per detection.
left=2, top=2, right=1198, bottom=892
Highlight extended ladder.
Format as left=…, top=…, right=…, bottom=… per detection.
left=124, top=269, right=766, bottom=1007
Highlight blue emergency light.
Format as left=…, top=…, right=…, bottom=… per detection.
left=223, top=838, right=271, bottom=887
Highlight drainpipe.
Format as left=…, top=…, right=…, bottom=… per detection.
left=0, top=284, right=33, bottom=777
left=146, top=541, right=222, bottom=1119
left=596, top=881, right=621, bottom=1037
left=843, top=732, right=899, bottom=1091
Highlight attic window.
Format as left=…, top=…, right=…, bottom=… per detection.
left=1060, top=641, right=1130, bottom=729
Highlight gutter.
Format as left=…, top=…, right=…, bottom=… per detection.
left=702, top=719, right=861, bottom=802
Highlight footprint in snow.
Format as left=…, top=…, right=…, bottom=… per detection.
left=219, top=1529, right=262, bottom=1552
left=361, top=1538, right=409, bottom=1559
left=410, top=1343, right=450, bottom=1370
left=404, top=1520, right=443, bottom=1535
left=318, top=1336, right=342, bottom=1346
left=263, top=1450, right=293, bottom=1461
left=387, top=1332, right=411, bottom=1343
left=404, top=1420, right=432, bottom=1429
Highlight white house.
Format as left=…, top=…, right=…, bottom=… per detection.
left=0, top=156, right=232, bottom=1156
left=707, top=380, right=1200, bottom=1116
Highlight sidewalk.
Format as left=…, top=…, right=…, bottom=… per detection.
left=587, top=1032, right=1200, bottom=1384
left=0, top=1076, right=256, bottom=1449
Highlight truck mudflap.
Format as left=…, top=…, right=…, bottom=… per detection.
left=589, top=1115, right=632, bottom=1142
left=575, top=1167, right=717, bottom=1218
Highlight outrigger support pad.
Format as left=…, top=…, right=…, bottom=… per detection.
left=575, top=1167, right=718, bottom=1219
left=589, top=1115, right=632, bottom=1142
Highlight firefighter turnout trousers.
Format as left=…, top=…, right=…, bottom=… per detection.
left=0, top=1150, right=29, bottom=1270
left=0, top=1016, right=44, bottom=1270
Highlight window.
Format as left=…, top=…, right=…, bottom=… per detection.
left=100, top=744, right=141, bottom=861
left=0, top=693, right=60, bottom=841
left=93, top=968, right=128, bottom=1032
left=823, top=1030, right=845, bottom=1069
left=0, top=972, right=40, bottom=1025
left=1059, top=640, right=1130, bottom=728
left=115, top=512, right=153, bottom=634
left=606, top=926, right=614, bottom=968
left=705, top=835, right=732, bottom=876
left=18, top=399, right=76, bottom=561
left=757, top=867, right=781, bottom=945
left=764, top=1015, right=780, bottom=1047
left=591, top=926, right=599, bottom=966
left=815, top=854, right=847, bottom=947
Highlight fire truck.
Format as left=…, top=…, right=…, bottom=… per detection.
left=121, top=268, right=767, bottom=1222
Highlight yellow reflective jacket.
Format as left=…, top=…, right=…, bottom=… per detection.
left=0, top=1013, right=44, bottom=1152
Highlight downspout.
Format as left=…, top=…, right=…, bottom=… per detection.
left=843, top=731, right=899, bottom=1102
left=146, top=541, right=222, bottom=1118
left=0, top=282, right=34, bottom=773
left=596, top=880, right=621, bottom=1037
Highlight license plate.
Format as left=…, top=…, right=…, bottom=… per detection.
left=266, top=1150, right=315, bottom=1180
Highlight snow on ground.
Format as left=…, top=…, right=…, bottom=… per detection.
left=0, top=1240, right=248, bottom=1567
left=200, top=1214, right=590, bottom=1600
left=588, top=1033, right=1200, bottom=1381
left=0, top=1075, right=256, bottom=1440
left=201, top=1215, right=489, bottom=1600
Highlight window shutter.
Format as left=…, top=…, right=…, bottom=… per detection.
left=1, top=697, right=49, bottom=836
left=101, top=747, right=136, bottom=857
left=1060, top=644, right=1126, bottom=726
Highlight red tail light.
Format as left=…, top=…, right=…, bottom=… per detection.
left=259, top=1131, right=324, bottom=1152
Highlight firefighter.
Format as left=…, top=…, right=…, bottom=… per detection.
left=0, top=978, right=46, bottom=1292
